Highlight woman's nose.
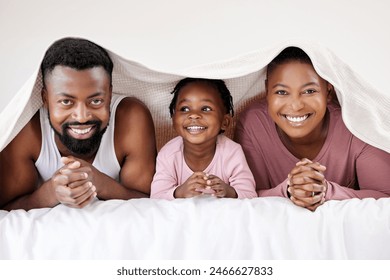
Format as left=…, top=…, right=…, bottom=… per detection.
left=290, top=96, right=304, bottom=111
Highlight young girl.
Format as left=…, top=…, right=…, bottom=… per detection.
left=235, top=47, right=390, bottom=211
left=151, top=78, right=256, bottom=199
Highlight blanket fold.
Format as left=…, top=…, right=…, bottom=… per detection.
left=1, top=39, right=389, bottom=152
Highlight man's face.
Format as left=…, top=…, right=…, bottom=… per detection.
left=42, top=65, right=112, bottom=158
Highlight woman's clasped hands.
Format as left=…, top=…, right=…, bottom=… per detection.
left=287, top=158, right=327, bottom=211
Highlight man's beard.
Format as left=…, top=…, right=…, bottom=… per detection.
left=48, top=113, right=108, bottom=157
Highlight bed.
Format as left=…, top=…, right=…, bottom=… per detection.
left=0, top=39, right=389, bottom=259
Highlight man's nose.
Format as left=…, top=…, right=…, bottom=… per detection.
left=72, top=104, right=91, bottom=123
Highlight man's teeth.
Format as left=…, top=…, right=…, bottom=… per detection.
left=187, top=126, right=205, bottom=131
left=70, top=127, right=92, bottom=135
left=285, top=114, right=309, bottom=122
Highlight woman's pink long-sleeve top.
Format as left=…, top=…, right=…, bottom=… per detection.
left=235, top=99, right=390, bottom=200
left=151, top=135, right=257, bottom=199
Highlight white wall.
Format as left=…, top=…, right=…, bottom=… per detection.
left=1, top=0, right=389, bottom=113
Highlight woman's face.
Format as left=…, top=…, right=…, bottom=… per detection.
left=266, top=61, right=332, bottom=143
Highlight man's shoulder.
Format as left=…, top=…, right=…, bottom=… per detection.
left=113, top=96, right=154, bottom=129
left=3, top=111, right=41, bottom=158
left=116, top=96, right=150, bottom=114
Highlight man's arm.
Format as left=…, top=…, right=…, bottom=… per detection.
left=0, top=114, right=57, bottom=210
left=114, top=97, right=156, bottom=197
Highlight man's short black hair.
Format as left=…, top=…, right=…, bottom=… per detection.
left=40, top=37, right=113, bottom=87
left=169, top=77, right=234, bottom=117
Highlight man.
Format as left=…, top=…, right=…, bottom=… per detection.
left=0, top=38, right=157, bottom=210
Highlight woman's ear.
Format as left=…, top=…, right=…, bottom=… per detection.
left=327, top=83, right=335, bottom=103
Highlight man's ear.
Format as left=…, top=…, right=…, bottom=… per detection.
left=221, top=114, right=232, bottom=131
left=41, top=87, right=48, bottom=108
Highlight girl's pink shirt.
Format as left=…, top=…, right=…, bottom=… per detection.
left=235, top=99, right=390, bottom=200
left=150, top=135, right=256, bottom=199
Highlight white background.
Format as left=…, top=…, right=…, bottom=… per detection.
left=0, top=0, right=389, bottom=113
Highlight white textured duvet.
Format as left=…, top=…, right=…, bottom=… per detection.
left=0, top=38, right=389, bottom=259
left=1, top=197, right=389, bottom=259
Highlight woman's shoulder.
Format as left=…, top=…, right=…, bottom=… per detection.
left=240, top=98, right=267, bottom=115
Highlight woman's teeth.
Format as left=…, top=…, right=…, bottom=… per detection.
left=285, top=114, right=309, bottom=122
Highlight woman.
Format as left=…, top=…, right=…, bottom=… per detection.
left=235, top=47, right=390, bottom=211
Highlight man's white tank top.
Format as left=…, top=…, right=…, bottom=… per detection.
left=35, top=94, right=126, bottom=182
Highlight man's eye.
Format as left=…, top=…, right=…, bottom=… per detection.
left=91, top=99, right=103, bottom=105
left=179, top=106, right=189, bottom=112
left=60, top=100, right=73, bottom=106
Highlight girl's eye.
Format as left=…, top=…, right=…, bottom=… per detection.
left=91, top=99, right=103, bottom=106
left=202, top=106, right=212, bottom=112
left=179, top=106, right=190, bottom=112
left=60, top=100, right=73, bottom=106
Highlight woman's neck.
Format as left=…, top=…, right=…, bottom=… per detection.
left=277, top=112, right=330, bottom=160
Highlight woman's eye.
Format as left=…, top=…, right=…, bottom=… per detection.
left=304, top=89, right=317, bottom=94
left=275, top=90, right=287, bottom=95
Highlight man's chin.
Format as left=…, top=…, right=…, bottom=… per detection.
left=59, top=128, right=107, bottom=157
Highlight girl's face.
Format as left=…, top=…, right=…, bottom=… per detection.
left=266, top=61, right=332, bottom=143
left=172, top=82, right=230, bottom=146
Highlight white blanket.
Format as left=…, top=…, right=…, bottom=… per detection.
left=1, top=39, right=389, bottom=151
left=1, top=38, right=389, bottom=260
left=1, top=197, right=389, bottom=260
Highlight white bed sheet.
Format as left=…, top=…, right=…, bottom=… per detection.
left=1, top=197, right=389, bottom=260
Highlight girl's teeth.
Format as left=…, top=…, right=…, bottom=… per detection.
left=286, top=115, right=309, bottom=122
left=187, top=126, right=205, bottom=131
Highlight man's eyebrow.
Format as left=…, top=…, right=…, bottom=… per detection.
left=87, top=92, right=105, bottom=98
left=54, top=92, right=105, bottom=98
left=55, top=93, right=75, bottom=98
